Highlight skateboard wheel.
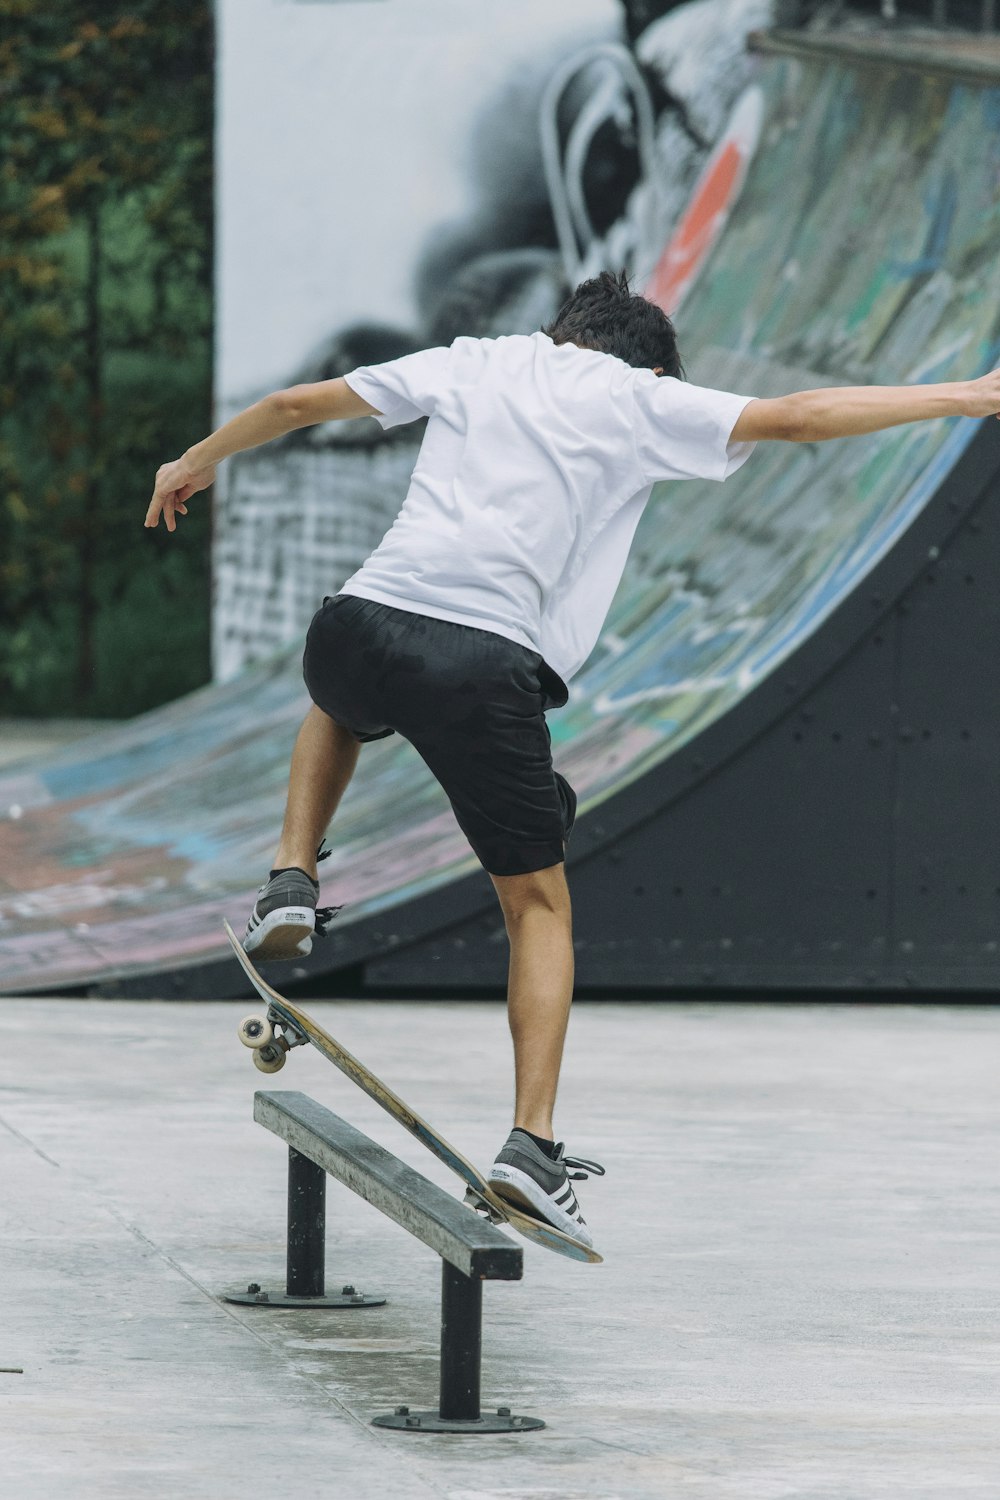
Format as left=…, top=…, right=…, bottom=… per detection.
left=252, top=1044, right=286, bottom=1073
left=238, top=1014, right=273, bottom=1049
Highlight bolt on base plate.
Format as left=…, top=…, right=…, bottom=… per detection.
left=372, top=1405, right=545, bottom=1434
left=223, top=1282, right=386, bottom=1308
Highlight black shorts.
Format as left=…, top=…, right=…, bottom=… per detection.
left=302, top=594, right=576, bottom=877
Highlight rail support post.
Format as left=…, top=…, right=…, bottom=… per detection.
left=439, top=1261, right=482, bottom=1421
left=223, top=1146, right=385, bottom=1309
left=287, top=1147, right=327, bottom=1296
left=372, top=1262, right=544, bottom=1433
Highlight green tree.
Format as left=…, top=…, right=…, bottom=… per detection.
left=0, top=1, right=213, bottom=716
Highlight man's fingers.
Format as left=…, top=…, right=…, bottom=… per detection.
left=164, top=496, right=190, bottom=532
left=145, top=485, right=192, bottom=530
left=146, top=456, right=202, bottom=530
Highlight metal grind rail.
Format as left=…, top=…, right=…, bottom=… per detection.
left=224, top=1090, right=543, bottom=1434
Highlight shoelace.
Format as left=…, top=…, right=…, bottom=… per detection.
left=313, top=840, right=340, bottom=936
left=314, top=905, right=342, bottom=937
left=558, top=1151, right=606, bottom=1182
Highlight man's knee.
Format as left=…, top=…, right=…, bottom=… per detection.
left=490, top=862, right=571, bottom=925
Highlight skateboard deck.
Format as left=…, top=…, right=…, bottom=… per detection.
left=225, top=922, right=602, bottom=1264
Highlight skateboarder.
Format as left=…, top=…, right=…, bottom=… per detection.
left=146, top=269, right=1000, bottom=1246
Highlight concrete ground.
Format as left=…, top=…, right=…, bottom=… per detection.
left=2, top=998, right=998, bottom=1499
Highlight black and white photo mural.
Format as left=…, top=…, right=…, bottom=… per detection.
left=214, top=0, right=772, bottom=676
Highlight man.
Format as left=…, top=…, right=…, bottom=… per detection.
left=146, top=269, right=1000, bottom=1245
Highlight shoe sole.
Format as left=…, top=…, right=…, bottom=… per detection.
left=488, top=1164, right=593, bottom=1248
left=243, top=906, right=314, bottom=961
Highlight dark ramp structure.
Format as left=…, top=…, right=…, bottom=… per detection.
left=5, top=40, right=1000, bottom=996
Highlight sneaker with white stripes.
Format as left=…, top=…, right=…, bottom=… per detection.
left=488, top=1130, right=604, bottom=1248
left=243, top=845, right=341, bottom=961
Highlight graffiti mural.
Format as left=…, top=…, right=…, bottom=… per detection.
left=5, top=4, right=1000, bottom=991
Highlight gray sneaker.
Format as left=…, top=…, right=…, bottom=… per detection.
left=243, top=847, right=341, bottom=960
left=488, top=1130, right=604, bottom=1248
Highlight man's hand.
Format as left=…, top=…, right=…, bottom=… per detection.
left=144, top=458, right=216, bottom=532
left=960, top=369, right=1000, bottom=419
left=143, top=379, right=379, bottom=532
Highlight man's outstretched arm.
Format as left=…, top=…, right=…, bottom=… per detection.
left=144, top=377, right=378, bottom=531
left=730, top=369, right=1000, bottom=445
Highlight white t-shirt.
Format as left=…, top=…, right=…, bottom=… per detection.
left=341, top=332, right=755, bottom=683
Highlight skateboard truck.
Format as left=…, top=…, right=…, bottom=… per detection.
left=462, top=1186, right=506, bottom=1225
left=238, top=1007, right=309, bottom=1074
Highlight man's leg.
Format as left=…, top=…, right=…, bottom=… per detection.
left=273, top=704, right=361, bottom=878
left=490, top=861, right=574, bottom=1139
left=243, top=705, right=360, bottom=959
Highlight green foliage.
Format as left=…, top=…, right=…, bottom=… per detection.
left=0, top=1, right=213, bottom=717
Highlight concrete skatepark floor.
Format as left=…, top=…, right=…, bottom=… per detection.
left=2, top=997, right=998, bottom=1498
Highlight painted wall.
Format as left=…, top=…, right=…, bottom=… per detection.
left=6, top=8, right=1000, bottom=991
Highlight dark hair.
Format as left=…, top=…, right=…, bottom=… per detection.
left=542, top=268, right=684, bottom=378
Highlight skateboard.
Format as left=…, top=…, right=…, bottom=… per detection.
left=225, top=922, right=602, bottom=1264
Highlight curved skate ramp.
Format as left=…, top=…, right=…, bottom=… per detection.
left=5, top=51, right=1000, bottom=994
